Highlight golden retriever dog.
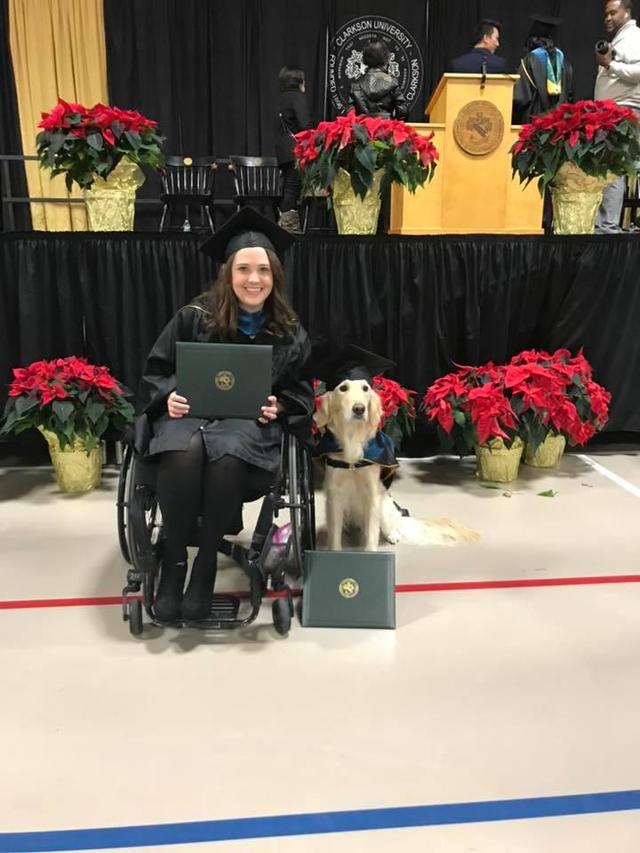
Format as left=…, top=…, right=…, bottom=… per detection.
left=315, top=380, right=480, bottom=551
left=315, top=378, right=391, bottom=550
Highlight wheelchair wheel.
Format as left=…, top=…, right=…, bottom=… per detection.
left=287, top=436, right=316, bottom=578
left=272, top=597, right=291, bottom=636
left=125, top=457, right=163, bottom=610
left=116, top=443, right=134, bottom=564
left=128, top=599, right=143, bottom=636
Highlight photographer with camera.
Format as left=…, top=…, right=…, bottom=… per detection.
left=595, top=0, right=640, bottom=232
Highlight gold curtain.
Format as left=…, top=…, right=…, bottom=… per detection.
left=9, top=0, right=108, bottom=230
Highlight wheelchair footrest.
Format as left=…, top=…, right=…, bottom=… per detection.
left=209, top=594, right=240, bottom=622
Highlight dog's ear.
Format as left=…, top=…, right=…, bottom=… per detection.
left=367, top=389, right=383, bottom=430
left=314, top=393, right=332, bottom=429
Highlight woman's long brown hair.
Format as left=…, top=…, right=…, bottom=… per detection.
left=195, top=248, right=298, bottom=339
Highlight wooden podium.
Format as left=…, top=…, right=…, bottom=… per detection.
left=390, top=74, right=543, bottom=234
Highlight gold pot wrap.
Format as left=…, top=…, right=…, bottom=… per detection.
left=38, top=427, right=102, bottom=493
left=550, top=162, right=615, bottom=235
left=84, top=158, right=145, bottom=232
left=524, top=433, right=566, bottom=468
left=475, top=437, right=523, bottom=483
left=331, top=168, right=383, bottom=235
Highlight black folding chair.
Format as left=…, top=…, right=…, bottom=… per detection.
left=228, top=156, right=282, bottom=221
left=159, top=156, right=217, bottom=233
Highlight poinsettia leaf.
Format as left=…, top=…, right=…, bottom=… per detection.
left=85, top=399, right=106, bottom=424
left=537, top=489, right=557, bottom=497
left=52, top=399, right=74, bottom=423
left=87, top=133, right=104, bottom=151
left=125, top=130, right=141, bottom=150
left=15, top=395, right=39, bottom=416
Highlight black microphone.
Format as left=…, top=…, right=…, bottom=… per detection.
left=481, top=57, right=487, bottom=89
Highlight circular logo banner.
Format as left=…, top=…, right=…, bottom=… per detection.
left=328, top=16, right=424, bottom=115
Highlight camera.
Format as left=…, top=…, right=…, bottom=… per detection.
left=595, top=39, right=616, bottom=57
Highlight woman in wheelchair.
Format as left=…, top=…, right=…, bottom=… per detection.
left=135, top=208, right=314, bottom=623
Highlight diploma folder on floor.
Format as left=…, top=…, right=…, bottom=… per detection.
left=302, top=550, right=396, bottom=629
left=176, top=342, right=272, bottom=419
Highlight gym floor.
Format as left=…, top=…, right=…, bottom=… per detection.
left=1, top=447, right=639, bottom=852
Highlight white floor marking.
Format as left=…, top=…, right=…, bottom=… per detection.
left=577, top=454, right=640, bottom=499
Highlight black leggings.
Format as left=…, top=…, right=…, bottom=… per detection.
left=280, top=162, right=301, bottom=212
left=156, top=433, right=275, bottom=571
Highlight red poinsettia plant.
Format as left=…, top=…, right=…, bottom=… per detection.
left=506, top=349, right=610, bottom=451
left=313, top=375, right=416, bottom=447
left=295, top=110, right=439, bottom=200
left=423, top=363, right=519, bottom=454
left=36, top=99, right=165, bottom=190
left=423, top=349, right=611, bottom=455
left=511, top=99, right=640, bottom=192
left=0, top=357, right=134, bottom=451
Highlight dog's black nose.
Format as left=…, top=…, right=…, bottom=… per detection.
left=352, top=403, right=366, bottom=417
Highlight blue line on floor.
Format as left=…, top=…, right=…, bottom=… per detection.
left=1, top=790, right=640, bottom=851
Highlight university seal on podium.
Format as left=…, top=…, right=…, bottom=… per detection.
left=453, top=100, right=504, bottom=156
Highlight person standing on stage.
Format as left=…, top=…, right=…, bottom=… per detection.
left=275, top=65, right=313, bottom=235
left=449, top=20, right=508, bottom=74
left=513, top=15, right=574, bottom=125
left=349, top=39, right=408, bottom=119
left=595, top=0, right=640, bottom=233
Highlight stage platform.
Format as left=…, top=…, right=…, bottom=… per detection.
left=1, top=231, right=639, bottom=458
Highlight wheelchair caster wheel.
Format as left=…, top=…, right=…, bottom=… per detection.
left=128, top=599, right=143, bottom=636
left=272, top=597, right=291, bottom=636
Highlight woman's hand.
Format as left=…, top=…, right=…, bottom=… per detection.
left=258, top=395, right=282, bottom=425
left=167, top=391, right=190, bottom=418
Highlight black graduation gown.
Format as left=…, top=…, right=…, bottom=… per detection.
left=135, top=305, right=314, bottom=471
left=513, top=50, right=574, bottom=124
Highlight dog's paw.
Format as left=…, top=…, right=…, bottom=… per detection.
left=384, top=529, right=401, bottom=545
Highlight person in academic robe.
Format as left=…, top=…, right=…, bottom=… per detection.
left=513, top=14, right=574, bottom=125
left=136, top=207, right=314, bottom=622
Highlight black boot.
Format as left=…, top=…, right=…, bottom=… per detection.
left=154, top=560, right=187, bottom=622
left=181, top=555, right=217, bottom=622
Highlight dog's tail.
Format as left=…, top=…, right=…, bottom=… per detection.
left=396, top=516, right=480, bottom=546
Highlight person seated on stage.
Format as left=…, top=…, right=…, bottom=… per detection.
left=275, top=65, right=313, bottom=235
left=349, top=39, right=408, bottom=119
left=135, top=207, right=314, bottom=622
left=449, top=20, right=509, bottom=74
left=513, top=14, right=574, bottom=124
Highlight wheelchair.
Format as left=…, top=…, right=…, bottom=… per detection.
left=117, top=432, right=315, bottom=637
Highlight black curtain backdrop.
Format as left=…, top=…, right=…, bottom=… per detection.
left=0, top=0, right=30, bottom=231
left=104, top=0, right=608, bottom=170
left=1, top=234, right=639, bottom=458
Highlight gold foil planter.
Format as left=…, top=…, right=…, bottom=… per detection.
left=524, top=434, right=566, bottom=468
left=331, top=168, right=382, bottom=234
left=550, top=162, right=614, bottom=235
left=38, top=427, right=102, bottom=493
left=84, top=158, right=145, bottom=231
left=475, top=437, right=523, bottom=483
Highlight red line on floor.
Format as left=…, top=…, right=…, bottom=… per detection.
left=1, top=574, right=640, bottom=611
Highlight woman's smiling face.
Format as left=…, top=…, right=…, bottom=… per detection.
left=231, top=247, right=273, bottom=312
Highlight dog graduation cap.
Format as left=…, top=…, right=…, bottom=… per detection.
left=199, top=206, right=295, bottom=264
left=315, top=344, right=395, bottom=390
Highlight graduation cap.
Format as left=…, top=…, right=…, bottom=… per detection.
left=528, top=13, right=562, bottom=40
left=199, top=206, right=295, bottom=264
left=314, top=344, right=395, bottom=390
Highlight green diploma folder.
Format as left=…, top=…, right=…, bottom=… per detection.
left=176, top=341, right=272, bottom=419
left=302, top=550, right=396, bottom=629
